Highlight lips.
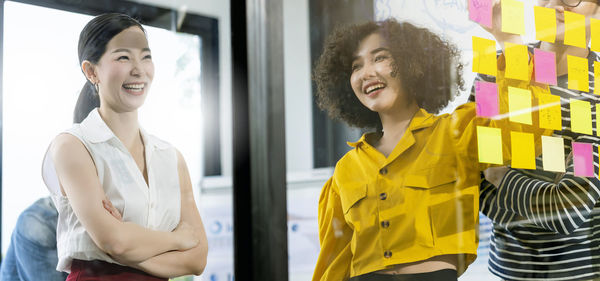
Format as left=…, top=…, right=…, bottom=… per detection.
left=362, top=81, right=386, bottom=96
left=122, top=82, right=146, bottom=96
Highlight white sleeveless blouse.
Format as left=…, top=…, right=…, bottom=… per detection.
left=42, top=108, right=181, bottom=273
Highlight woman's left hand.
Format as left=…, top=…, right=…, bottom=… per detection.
left=102, top=199, right=123, bottom=221
left=484, top=166, right=510, bottom=187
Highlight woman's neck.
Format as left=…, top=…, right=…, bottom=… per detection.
left=375, top=102, right=420, bottom=153
left=541, top=41, right=589, bottom=76
left=98, top=105, right=141, bottom=149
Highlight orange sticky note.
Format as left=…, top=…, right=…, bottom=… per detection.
left=542, top=136, right=566, bottom=172
left=508, top=86, right=532, bottom=125
left=595, top=61, right=600, bottom=95
left=501, top=0, right=525, bottom=35
left=534, top=6, right=556, bottom=43
left=571, top=99, right=593, bottom=135
left=539, top=94, right=562, bottom=131
left=477, top=126, right=503, bottom=165
left=591, top=18, right=600, bottom=52
left=564, top=11, right=586, bottom=49
left=505, top=42, right=529, bottom=81
left=568, top=55, right=589, bottom=92
left=511, top=131, right=536, bottom=169
left=472, top=36, right=497, bottom=76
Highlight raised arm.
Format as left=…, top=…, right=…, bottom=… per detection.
left=50, top=133, right=198, bottom=263
left=127, top=149, right=208, bottom=277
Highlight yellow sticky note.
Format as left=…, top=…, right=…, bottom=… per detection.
left=501, top=0, right=525, bottom=35
left=570, top=99, right=593, bottom=135
left=511, top=131, right=536, bottom=169
left=564, top=11, right=586, bottom=49
left=591, top=18, right=600, bottom=52
left=534, top=6, right=556, bottom=43
left=542, top=136, right=565, bottom=172
left=505, top=42, right=529, bottom=81
left=539, top=94, right=562, bottom=130
left=477, top=126, right=503, bottom=165
left=472, top=36, right=497, bottom=76
left=568, top=55, right=589, bottom=92
left=508, top=86, right=532, bottom=125
left=595, top=61, right=600, bottom=95
left=597, top=104, right=600, bottom=136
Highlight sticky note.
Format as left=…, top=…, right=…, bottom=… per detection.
left=477, top=126, right=503, bottom=165
left=534, top=49, right=557, bottom=85
left=475, top=81, right=499, bottom=117
left=508, top=86, right=532, bottom=125
left=572, top=142, right=594, bottom=177
left=595, top=61, right=600, bottom=95
left=469, top=0, right=493, bottom=28
left=539, top=94, right=562, bottom=131
left=564, top=11, right=586, bottom=49
left=501, top=0, right=525, bottom=35
left=570, top=99, right=593, bottom=135
left=472, top=36, right=497, bottom=76
left=568, top=55, right=589, bottom=92
left=542, top=136, right=566, bottom=172
left=511, top=131, right=536, bottom=169
left=534, top=6, right=556, bottom=43
left=597, top=104, right=600, bottom=136
left=505, top=42, right=530, bottom=81
left=592, top=18, right=600, bottom=52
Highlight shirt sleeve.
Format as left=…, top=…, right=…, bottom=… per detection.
left=312, top=177, right=353, bottom=281
left=493, top=139, right=600, bottom=235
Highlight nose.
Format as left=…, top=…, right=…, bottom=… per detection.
left=130, top=59, right=142, bottom=77
left=360, top=61, right=377, bottom=81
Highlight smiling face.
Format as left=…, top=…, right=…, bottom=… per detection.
left=350, top=32, right=411, bottom=114
left=537, top=0, right=600, bottom=43
left=90, top=26, right=154, bottom=112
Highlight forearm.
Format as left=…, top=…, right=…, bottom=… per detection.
left=130, top=243, right=208, bottom=278
left=495, top=169, right=600, bottom=234
left=105, top=221, right=181, bottom=264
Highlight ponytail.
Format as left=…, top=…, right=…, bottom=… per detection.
left=73, top=81, right=100, bottom=123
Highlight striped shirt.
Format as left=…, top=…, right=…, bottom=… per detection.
left=470, top=46, right=600, bottom=281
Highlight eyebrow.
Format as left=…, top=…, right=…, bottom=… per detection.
left=352, top=47, right=390, bottom=61
left=112, top=48, right=151, bottom=53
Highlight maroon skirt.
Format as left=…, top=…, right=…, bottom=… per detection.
left=66, top=259, right=167, bottom=281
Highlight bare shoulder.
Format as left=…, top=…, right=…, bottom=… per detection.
left=50, top=133, right=94, bottom=167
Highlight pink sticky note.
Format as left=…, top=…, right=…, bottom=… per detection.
left=573, top=142, right=594, bottom=177
left=534, top=49, right=557, bottom=85
left=469, top=0, right=493, bottom=28
left=475, top=81, right=499, bottom=117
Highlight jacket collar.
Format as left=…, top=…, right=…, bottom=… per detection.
left=347, top=107, right=435, bottom=148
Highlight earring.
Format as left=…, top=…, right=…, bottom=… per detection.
left=94, top=82, right=99, bottom=93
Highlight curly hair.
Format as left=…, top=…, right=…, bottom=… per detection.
left=313, top=19, right=464, bottom=129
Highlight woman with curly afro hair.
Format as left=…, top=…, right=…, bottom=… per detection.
left=311, top=19, right=551, bottom=281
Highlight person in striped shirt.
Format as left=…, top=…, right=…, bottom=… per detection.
left=471, top=0, right=600, bottom=280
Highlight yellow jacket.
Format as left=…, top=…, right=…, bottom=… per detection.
left=312, top=54, right=552, bottom=281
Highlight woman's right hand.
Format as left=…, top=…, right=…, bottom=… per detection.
left=172, top=221, right=200, bottom=251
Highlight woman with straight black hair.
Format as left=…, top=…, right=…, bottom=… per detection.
left=41, top=13, right=208, bottom=280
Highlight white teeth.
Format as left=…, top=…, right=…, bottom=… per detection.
left=123, top=83, right=144, bottom=90
left=366, top=83, right=385, bottom=94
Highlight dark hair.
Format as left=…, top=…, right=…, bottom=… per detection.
left=313, top=19, right=464, bottom=129
left=74, top=13, right=145, bottom=123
